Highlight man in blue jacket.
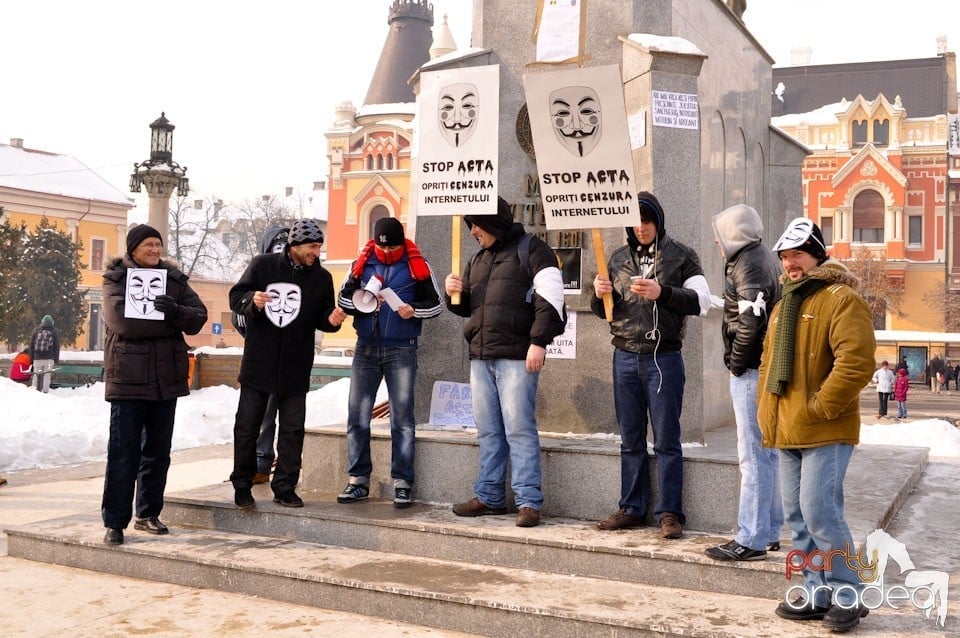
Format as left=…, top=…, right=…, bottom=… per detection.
left=229, top=218, right=345, bottom=509
left=336, top=217, right=442, bottom=508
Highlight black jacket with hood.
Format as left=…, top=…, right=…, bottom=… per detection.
left=711, top=204, right=782, bottom=376
left=102, top=256, right=208, bottom=401
left=446, top=200, right=566, bottom=360
left=231, top=225, right=289, bottom=337
left=590, top=193, right=705, bottom=354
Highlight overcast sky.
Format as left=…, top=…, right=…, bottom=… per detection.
left=1, top=1, right=956, bottom=219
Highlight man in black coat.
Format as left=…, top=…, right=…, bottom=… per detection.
left=229, top=219, right=345, bottom=509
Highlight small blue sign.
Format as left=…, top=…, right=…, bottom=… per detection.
left=212, top=322, right=222, bottom=335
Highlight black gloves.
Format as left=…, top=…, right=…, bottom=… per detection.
left=153, top=294, right=179, bottom=317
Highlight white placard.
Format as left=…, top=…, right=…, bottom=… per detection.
left=379, top=287, right=403, bottom=311
left=535, top=0, right=582, bottom=63
left=415, top=65, right=500, bottom=216
left=628, top=111, right=646, bottom=150
left=546, top=309, right=576, bottom=359
left=523, top=64, right=642, bottom=230
left=428, top=380, right=474, bottom=427
left=124, top=268, right=167, bottom=320
left=651, top=91, right=700, bottom=130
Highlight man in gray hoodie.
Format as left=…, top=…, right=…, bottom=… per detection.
left=706, top=204, right=784, bottom=562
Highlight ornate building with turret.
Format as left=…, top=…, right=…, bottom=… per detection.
left=322, top=0, right=453, bottom=343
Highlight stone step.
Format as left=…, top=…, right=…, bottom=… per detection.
left=5, top=512, right=806, bottom=638
left=300, top=425, right=928, bottom=535
left=161, top=481, right=789, bottom=600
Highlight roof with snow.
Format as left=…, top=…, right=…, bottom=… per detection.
left=0, top=143, right=132, bottom=207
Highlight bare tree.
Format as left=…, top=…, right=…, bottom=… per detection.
left=841, top=245, right=905, bottom=328
left=922, top=283, right=960, bottom=332
left=230, top=194, right=300, bottom=263
left=167, top=195, right=235, bottom=280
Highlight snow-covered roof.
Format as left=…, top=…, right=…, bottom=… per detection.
left=421, top=46, right=490, bottom=69
left=772, top=102, right=847, bottom=128
left=356, top=103, right=416, bottom=119
left=0, top=143, right=132, bottom=207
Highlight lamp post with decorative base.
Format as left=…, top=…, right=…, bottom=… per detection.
left=129, top=112, right=189, bottom=254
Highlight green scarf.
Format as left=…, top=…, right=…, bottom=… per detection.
left=766, top=276, right=826, bottom=395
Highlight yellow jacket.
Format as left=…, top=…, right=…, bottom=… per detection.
left=758, top=260, right=876, bottom=449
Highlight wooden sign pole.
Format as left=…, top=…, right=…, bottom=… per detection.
left=451, top=215, right=462, bottom=305
left=592, top=227, right=613, bottom=322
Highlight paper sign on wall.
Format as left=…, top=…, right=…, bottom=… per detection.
left=429, top=380, right=474, bottom=427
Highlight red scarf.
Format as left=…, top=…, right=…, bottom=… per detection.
left=351, top=239, right=431, bottom=281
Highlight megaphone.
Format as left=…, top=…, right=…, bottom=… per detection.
left=352, top=275, right=383, bottom=313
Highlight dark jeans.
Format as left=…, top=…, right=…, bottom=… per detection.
left=101, top=399, right=177, bottom=529
left=612, top=349, right=686, bottom=523
left=877, top=392, right=891, bottom=416
left=346, top=344, right=417, bottom=484
left=256, top=394, right=279, bottom=474
left=231, top=386, right=306, bottom=495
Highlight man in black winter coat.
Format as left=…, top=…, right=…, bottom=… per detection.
left=229, top=219, right=345, bottom=509
left=444, top=197, right=566, bottom=528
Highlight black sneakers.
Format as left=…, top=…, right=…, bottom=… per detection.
left=273, top=491, right=304, bottom=508
left=705, top=540, right=767, bottom=561
left=394, top=486, right=412, bottom=509
left=337, top=483, right=370, bottom=504
left=235, top=488, right=255, bottom=510
left=822, top=604, right=869, bottom=632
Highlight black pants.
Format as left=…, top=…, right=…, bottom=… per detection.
left=231, top=386, right=306, bottom=495
left=102, top=399, right=177, bottom=529
left=878, top=392, right=891, bottom=416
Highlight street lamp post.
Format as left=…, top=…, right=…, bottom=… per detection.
left=129, top=112, right=189, bottom=252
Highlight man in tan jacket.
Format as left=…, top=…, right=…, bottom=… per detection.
left=758, top=218, right=875, bottom=633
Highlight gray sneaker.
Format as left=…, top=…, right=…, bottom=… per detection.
left=705, top=539, right=767, bottom=561
left=337, top=483, right=369, bottom=504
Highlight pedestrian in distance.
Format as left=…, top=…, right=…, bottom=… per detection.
left=871, top=360, right=895, bottom=419
left=100, top=224, right=209, bottom=546
left=9, top=349, right=32, bottom=385
left=705, top=203, right=784, bottom=562
left=444, top=196, right=567, bottom=528
left=229, top=218, right=346, bottom=510
left=591, top=192, right=713, bottom=540
left=894, top=366, right=909, bottom=419
left=760, top=218, right=875, bottom=633
left=29, top=315, right=60, bottom=392
left=336, top=216, right=443, bottom=508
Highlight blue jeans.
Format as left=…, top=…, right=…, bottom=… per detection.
left=256, top=394, right=279, bottom=474
left=346, top=344, right=418, bottom=484
left=612, top=349, right=685, bottom=523
left=897, top=400, right=907, bottom=418
left=730, top=370, right=783, bottom=549
left=780, top=444, right=861, bottom=607
left=470, top=359, right=542, bottom=511
left=102, top=399, right=177, bottom=529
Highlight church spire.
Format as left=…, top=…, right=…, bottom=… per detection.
left=364, top=0, right=434, bottom=106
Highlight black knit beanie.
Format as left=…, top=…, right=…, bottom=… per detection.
left=126, top=224, right=163, bottom=256
left=373, top=217, right=405, bottom=246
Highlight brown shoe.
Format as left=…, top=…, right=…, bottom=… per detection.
left=516, top=507, right=540, bottom=527
left=660, top=512, right=683, bottom=539
left=252, top=472, right=270, bottom=485
left=452, top=497, right=507, bottom=517
left=596, top=507, right=644, bottom=530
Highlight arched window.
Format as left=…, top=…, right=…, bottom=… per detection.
left=366, top=155, right=374, bottom=171
left=852, top=120, right=867, bottom=147
left=852, top=189, right=884, bottom=243
left=368, top=205, right=389, bottom=238
left=377, top=154, right=384, bottom=170
left=387, top=154, right=394, bottom=170
left=873, top=120, right=889, bottom=146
